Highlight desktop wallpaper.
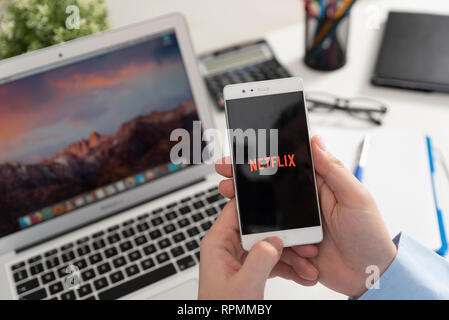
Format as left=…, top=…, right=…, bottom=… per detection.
left=0, top=33, right=199, bottom=237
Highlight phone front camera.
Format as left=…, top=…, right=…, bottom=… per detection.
left=242, top=90, right=246, bottom=93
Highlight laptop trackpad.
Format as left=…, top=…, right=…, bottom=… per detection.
left=148, top=279, right=198, bottom=300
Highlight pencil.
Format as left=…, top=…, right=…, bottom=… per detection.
left=303, top=0, right=318, bottom=17
left=310, top=0, right=355, bottom=50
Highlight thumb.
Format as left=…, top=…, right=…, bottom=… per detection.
left=238, top=237, right=283, bottom=285
left=311, top=135, right=364, bottom=202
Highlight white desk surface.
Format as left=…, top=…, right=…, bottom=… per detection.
left=107, top=0, right=449, bottom=299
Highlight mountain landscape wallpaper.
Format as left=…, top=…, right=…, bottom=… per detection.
left=0, top=33, right=198, bottom=237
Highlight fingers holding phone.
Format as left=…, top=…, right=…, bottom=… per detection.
left=198, top=198, right=284, bottom=299
left=223, top=77, right=323, bottom=250
left=202, top=77, right=396, bottom=299
left=215, top=157, right=321, bottom=284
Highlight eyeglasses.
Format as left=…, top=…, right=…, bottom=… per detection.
left=305, top=91, right=388, bottom=126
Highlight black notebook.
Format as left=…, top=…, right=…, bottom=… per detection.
left=372, top=11, right=449, bottom=93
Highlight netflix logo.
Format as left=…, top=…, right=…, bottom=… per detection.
left=249, top=154, right=296, bottom=172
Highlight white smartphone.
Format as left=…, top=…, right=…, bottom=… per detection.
left=223, top=77, right=323, bottom=250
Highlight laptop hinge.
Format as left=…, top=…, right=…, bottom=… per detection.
left=15, top=178, right=206, bottom=254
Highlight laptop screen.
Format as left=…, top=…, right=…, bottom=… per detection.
left=0, top=30, right=199, bottom=238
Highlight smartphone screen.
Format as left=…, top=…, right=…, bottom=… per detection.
left=226, top=91, right=321, bottom=235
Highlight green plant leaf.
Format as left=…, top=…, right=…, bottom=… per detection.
left=0, top=0, right=109, bottom=60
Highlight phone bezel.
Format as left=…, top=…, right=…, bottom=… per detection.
left=223, top=77, right=323, bottom=251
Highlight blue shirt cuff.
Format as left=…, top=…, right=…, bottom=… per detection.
left=356, top=233, right=449, bottom=300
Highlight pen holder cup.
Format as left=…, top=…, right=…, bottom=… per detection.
left=304, top=6, right=350, bottom=71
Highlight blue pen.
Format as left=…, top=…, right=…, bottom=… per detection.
left=426, top=136, right=448, bottom=256
left=319, top=0, right=327, bottom=18
left=354, top=135, right=371, bottom=182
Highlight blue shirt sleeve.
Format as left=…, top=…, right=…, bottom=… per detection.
left=357, top=233, right=449, bottom=299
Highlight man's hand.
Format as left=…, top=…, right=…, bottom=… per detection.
left=305, top=135, right=397, bottom=297
left=198, top=199, right=282, bottom=300
left=198, top=198, right=320, bottom=299
left=213, top=135, right=398, bottom=298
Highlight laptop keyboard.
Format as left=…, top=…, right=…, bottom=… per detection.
left=10, top=186, right=227, bottom=300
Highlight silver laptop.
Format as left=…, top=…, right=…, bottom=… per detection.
left=0, top=14, right=225, bottom=300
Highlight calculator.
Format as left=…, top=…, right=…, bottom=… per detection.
left=198, top=39, right=291, bottom=110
